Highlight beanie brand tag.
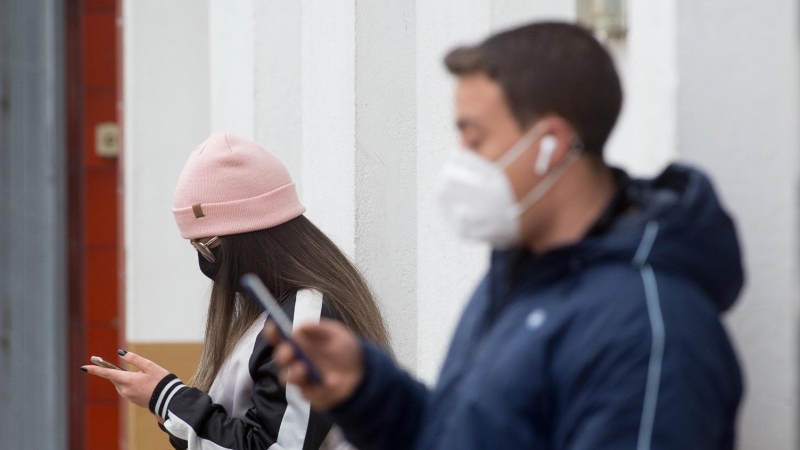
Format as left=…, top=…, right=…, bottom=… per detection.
left=192, top=204, right=205, bottom=218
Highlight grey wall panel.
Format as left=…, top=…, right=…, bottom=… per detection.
left=0, top=0, right=67, bottom=448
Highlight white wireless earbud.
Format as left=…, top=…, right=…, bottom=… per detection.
left=535, top=135, right=557, bottom=175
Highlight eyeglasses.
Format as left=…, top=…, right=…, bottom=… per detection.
left=191, top=236, right=220, bottom=263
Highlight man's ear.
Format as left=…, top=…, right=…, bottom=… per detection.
left=537, top=115, right=579, bottom=170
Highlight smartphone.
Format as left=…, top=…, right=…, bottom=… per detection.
left=240, top=273, right=323, bottom=384
left=91, top=355, right=125, bottom=371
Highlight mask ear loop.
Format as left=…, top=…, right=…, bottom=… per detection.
left=511, top=138, right=584, bottom=218
left=495, top=123, right=548, bottom=169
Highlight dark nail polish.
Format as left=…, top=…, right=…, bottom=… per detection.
left=80, top=366, right=87, bottom=373
left=118, top=349, right=127, bottom=356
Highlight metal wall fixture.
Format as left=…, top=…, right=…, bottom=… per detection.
left=95, top=122, right=120, bottom=158
left=577, top=0, right=628, bottom=41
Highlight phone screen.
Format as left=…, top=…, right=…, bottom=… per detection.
left=91, top=356, right=125, bottom=371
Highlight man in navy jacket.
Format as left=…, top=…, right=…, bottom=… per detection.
left=270, top=22, right=743, bottom=449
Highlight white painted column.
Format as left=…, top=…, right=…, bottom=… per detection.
left=413, top=0, right=577, bottom=386
left=209, top=0, right=255, bottom=137
left=676, top=1, right=800, bottom=448
left=123, top=0, right=211, bottom=343
left=492, top=0, right=574, bottom=30
left=300, top=0, right=357, bottom=255
left=298, top=1, right=419, bottom=369
left=253, top=1, right=303, bottom=190
left=415, top=0, right=492, bottom=385
left=605, top=0, right=678, bottom=176
left=353, top=1, right=418, bottom=369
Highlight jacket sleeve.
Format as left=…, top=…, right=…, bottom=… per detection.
left=329, top=341, right=430, bottom=450
left=149, top=291, right=337, bottom=450
left=158, top=421, right=188, bottom=449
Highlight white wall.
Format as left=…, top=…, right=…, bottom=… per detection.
left=605, top=0, right=678, bottom=176
left=209, top=0, right=254, bottom=137
left=124, top=1, right=799, bottom=446
left=253, top=1, right=303, bottom=190
left=414, top=0, right=576, bottom=384
left=123, top=0, right=211, bottom=343
left=353, top=0, right=419, bottom=369
left=414, top=0, right=492, bottom=384
left=677, top=0, right=800, bottom=447
left=206, top=0, right=423, bottom=369
left=299, top=1, right=357, bottom=257
left=603, top=2, right=800, bottom=446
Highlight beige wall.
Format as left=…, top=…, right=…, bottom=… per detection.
left=125, top=343, right=203, bottom=450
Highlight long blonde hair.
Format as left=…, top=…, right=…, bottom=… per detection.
left=191, top=215, right=390, bottom=392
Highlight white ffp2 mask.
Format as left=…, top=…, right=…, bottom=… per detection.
left=435, top=126, right=581, bottom=249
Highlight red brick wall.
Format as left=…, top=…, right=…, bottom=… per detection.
left=67, top=0, right=122, bottom=448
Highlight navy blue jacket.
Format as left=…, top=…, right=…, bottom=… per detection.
left=331, top=164, right=743, bottom=449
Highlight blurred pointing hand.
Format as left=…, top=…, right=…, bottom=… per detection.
left=267, top=319, right=364, bottom=411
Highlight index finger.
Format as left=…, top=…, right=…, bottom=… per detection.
left=293, top=322, right=335, bottom=342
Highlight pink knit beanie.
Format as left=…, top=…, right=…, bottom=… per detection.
left=172, top=131, right=305, bottom=239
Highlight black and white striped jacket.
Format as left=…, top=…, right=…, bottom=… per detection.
left=150, top=289, right=353, bottom=450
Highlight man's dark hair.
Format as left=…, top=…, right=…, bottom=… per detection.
left=444, top=22, right=622, bottom=157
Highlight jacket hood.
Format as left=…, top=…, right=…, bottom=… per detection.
left=581, top=163, right=745, bottom=312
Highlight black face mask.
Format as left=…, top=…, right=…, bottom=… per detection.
left=198, top=246, right=222, bottom=280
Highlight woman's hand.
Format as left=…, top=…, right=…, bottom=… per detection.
left=82, top=350, right=170, bottom=409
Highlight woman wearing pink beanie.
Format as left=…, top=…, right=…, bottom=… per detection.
left=84, top=131, right=390, bottom=449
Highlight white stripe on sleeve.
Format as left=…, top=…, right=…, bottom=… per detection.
left=155, top=379, right=182, bottom=418
left=161, top=384, right=187, bottom=419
